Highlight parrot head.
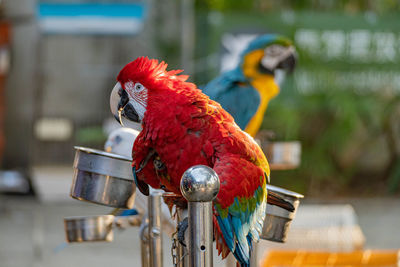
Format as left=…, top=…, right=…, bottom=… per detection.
left=239, top=34, right=297, bottom=83
left=110, top=57, right=191, bottom=124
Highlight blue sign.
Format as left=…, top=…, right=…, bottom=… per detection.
left=37, top=3, right=146, bottom=35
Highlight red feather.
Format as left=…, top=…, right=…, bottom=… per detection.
left=117, top=57, right=270, bottom=260
left=118, top=56, right=270, bottom=204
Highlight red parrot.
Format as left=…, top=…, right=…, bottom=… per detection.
left=110, top=57, right=292, bottom=266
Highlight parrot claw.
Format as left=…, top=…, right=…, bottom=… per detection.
left=153, top=156, right=166, bottom=171
left=136, top=149, right=157, bottom=173
left=177, top=217, right=188, bottom=247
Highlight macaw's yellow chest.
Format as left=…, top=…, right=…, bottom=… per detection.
left=242, top=50, right=280, bottom=136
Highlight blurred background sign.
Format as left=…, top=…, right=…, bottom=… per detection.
left=37, top=3, right=146, bottom=35
left=294, top=27, right=400, bottom=95
left=192, top=8, right=400, bottom=195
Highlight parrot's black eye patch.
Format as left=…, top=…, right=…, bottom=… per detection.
left=118, top=87, right=123, bottom=96
left=276, top=53, right=296, bottom=73
left=123, top=103, right=140, bottom=122
left=258, top=62, right=274, bottom=75
left=117, top=90, right=129, bottom=110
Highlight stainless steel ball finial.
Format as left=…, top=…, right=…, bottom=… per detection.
left=180, top=165, right=220, bottom=202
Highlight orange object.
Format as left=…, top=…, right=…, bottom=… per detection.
left=261, top=250, right=399, bottom=267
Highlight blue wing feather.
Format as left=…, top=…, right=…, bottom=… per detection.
left=232, top=216, right=250, bottom=264
left=214, top=185, right=267, bottom=267
left=202, top=69, right=260, bottom=130
left=216, top=215, right=236, bottom=252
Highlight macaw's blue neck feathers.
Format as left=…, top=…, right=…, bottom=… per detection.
left=223, top=68, right=247, bottom=83
left=201, top=68, right=247, bottom=100
left=241, top=34, right=278, bottom=57
left=240, top=34, right=291, bottom=60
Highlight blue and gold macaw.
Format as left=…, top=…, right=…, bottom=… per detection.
left=203, top=34, right=296, bottom=137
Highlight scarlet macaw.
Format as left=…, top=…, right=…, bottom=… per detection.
left=110, top=57, right=293, bottom=266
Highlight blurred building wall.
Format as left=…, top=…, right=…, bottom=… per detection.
left=2, top=0, right=180, bottom=171
left=3, top=0, right=37, bottom=172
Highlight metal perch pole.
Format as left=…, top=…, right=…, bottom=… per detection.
left=176, top=207, right=188, bottom=267
left=180, top=165, right=220, bottom=267
left=148, top=192, right=163, bottom=267
left=139, top=215, right=150, bottom=267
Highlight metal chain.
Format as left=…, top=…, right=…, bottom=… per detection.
left=171, top=234, right=179, bottom=267
left=171, top=234, right=188, bottom=267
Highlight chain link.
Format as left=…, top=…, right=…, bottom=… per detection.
left=171, top=235, right=179, bottom=267
left=171, top=232, right=188, bottom=267
left=171, top=208, right=188, bottom=267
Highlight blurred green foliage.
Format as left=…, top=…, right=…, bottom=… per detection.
left=196, top=0, right=400, bottom=14
left=193, top=5, right=400, bottom=196
left=264, top=77, right=400, bottom=196
left=75, top=126, right=107, bottom=147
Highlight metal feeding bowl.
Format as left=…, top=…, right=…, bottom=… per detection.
left=64, top=213, right=143, bottom=243
left=261, top=185, right=304, bottom=242
left=64, top=215, right=115, bottom=242
left=71, top=146, right=136, bottom=208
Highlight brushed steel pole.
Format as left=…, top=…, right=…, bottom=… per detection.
left=180, top=165, right=220, bottom=267
left=176, top=207, right=188, bottom=267
left=148, top=192, right=163, bottom=267
left=140, top=215, right=150, bottom=267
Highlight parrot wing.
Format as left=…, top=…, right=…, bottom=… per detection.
left=132, top=132, right=162, bottom=195
left=202, top=69, right=260, bottom=131
left=213, top=153, right=268, bottom=266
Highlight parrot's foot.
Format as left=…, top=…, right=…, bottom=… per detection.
left=177, top=217, right=188, bottom=247
left=153, top=156, right=166, bottom=171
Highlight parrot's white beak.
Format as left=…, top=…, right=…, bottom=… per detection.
left=109, top=82, right=143, bottom=131
left=261, top=45, right=297, bottom=74
left=110, top=82, right=122, bottom=122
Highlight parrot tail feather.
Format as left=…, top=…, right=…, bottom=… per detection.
left=231, top=216, right=250, bottom=265
left=236, top=262, right=250, bottom=267
left=213, top=216, right=230, bottom=259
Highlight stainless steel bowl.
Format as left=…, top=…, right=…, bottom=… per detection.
left=70, top=146, right=136, bottom=208
left=261, top=185, right=304, bottom=242
left=64, top=213, right=143, bottom=243
left=64, top=215, right=115, bottom=242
